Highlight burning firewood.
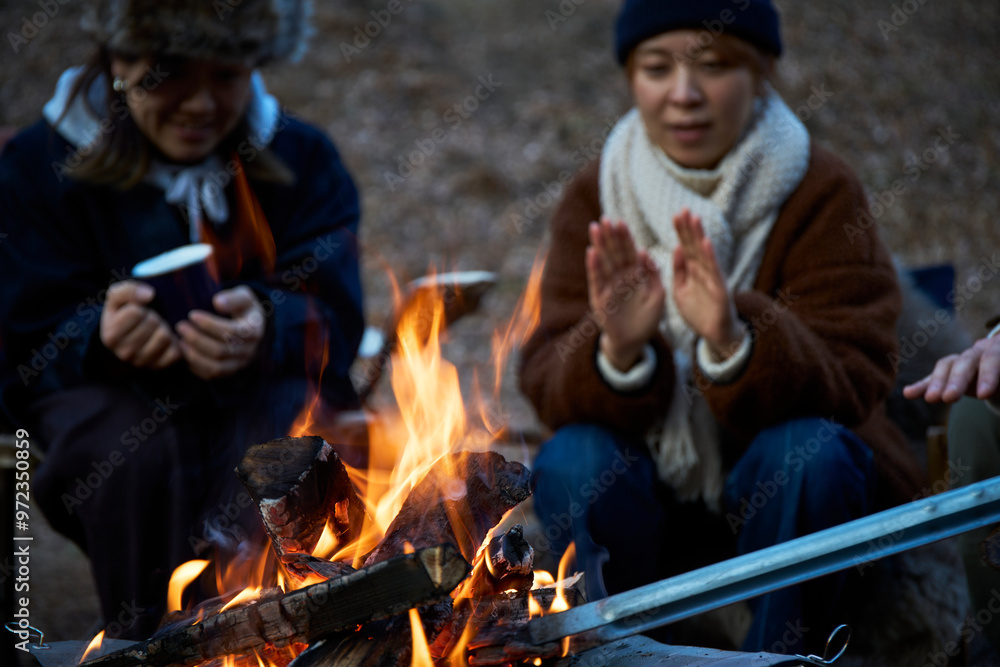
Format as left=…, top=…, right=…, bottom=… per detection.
left=483, top=523, right=534, bottom=591
left=287, top=599, right=455, bottom=666
left=455, top=523, right=535, bottom=601
left=236, top=435, right=366, bottom=571
left=287, top=453, right=535, bottom=666
left=287, top=589, right=580, bottom=667
left=363, top=450, right=532, bottom=566
left=280, top=553, right=357, bottom=580
left=78, top=544, right=469, bottom=667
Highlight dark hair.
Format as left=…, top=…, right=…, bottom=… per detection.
left=625, top=32, right=776, bottom=95
left=61, top=47, right=150, bottom=188
left=60, top=47, right=293, bottom=189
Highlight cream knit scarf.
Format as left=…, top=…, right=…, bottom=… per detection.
left=599, top=89, right=811, bottom=507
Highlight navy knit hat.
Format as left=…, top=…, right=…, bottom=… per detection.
left=614, top=0, right=782, bottom=65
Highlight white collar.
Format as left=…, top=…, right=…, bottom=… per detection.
left=43, top=66, right=281, bottom=152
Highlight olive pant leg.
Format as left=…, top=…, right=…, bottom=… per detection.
left=948, top=397, right=1000, bottom=651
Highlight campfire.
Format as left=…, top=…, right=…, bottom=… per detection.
left=78, top=258, right=583, bottom=667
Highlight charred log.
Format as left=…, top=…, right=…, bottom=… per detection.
left=289, top=589, right=579, bottom=667
left=363, top=451, right=531, bottom=566
left=79, top=545, right=469, bottom=667
left=290, top=453, right=534, bottom=666
left=236, top=435, right=367, bottom=560
left=280, top=553, right=357, bottom=581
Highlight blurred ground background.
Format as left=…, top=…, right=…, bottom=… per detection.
left=1, top=0, right=999, bottom=663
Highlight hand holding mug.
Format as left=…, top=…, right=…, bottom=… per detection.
left=176, top=286, right=266, bottom=380
left=100, top=281, right=182, bottom=369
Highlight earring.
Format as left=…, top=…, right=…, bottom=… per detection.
left=112, top=77, right=129, bottom=92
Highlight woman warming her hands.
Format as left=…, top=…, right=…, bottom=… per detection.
left=519, top=0, right=925, bottom=653
left=0, top=0, right=364, bottom=639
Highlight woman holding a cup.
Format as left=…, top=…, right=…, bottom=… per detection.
left=0, top=0, right=363, bottom=638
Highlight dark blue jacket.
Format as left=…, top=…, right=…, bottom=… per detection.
left=0, top=115, right=364, bottom=424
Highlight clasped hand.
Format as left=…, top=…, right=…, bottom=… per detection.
left=100, top=281, right=266, bottom=380
left=586, top=210, right=743, bottom=372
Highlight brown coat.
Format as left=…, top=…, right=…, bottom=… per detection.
left=519, top=145, right=926, bottom=508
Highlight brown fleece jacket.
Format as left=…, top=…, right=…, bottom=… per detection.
left=518, top=145, right=926, bottom=508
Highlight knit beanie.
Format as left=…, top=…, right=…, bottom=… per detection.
left=82, top=0, right=312, bottom=64
left=614, top=0, right=782, bottom=65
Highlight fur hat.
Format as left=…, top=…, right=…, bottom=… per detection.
left=614, top=0, right=782, bottom=66
left=82, top=0, right=312, bottom=64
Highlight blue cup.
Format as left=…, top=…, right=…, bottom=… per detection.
left=131, top=244, right=220, bottom=326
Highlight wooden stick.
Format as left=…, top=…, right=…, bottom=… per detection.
left=79, top=544, right=469, bottom=667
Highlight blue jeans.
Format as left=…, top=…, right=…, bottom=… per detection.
left=532, top=418, right=875, bottom=653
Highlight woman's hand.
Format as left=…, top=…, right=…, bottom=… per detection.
left=672, top=208, right=744, bottom=360
left=903, top=335, right=1000, bottom=403
left=101, top=281, right=182, bottom=369
left=176, top=286, right=266, bottom=380
left=586, top=218, right=666, bottom=371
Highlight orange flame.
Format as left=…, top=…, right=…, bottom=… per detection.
left=221, top=585, right=262, bottom=612
left=491, top=251, right=546, bottom=397
left=552, top=542, right=577, bottom=656
left=178, top=257, right=549, bottom=666
left=408, top=607, right=434, bottom=667
left=552, top=541, right=576, bottom=614
left=80, top=630, right=104, bottom=663
left=167, top=559, right=209, bottom=613
left=528, top=592, right=542, bottom=618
